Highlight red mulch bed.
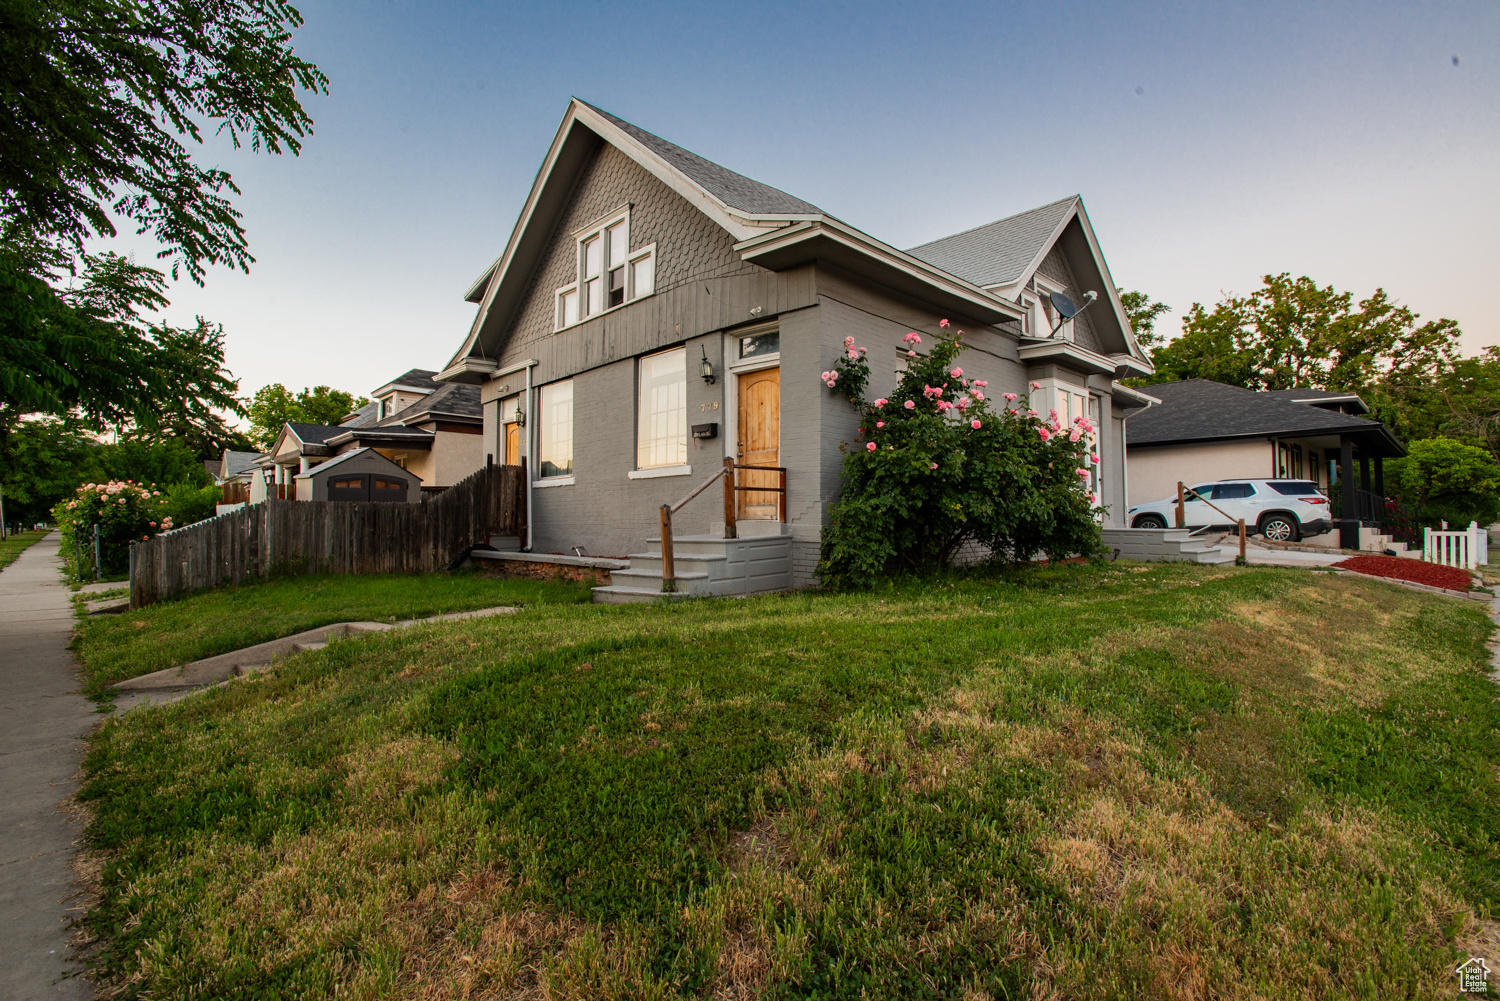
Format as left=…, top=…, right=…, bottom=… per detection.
left=1330, top=555, right=1474, bottom=592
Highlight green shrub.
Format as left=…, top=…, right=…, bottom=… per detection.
left=819, top=321, right=1103, bottom=587
left=162, top=481, right=222, bottom=527
left=1387, top=437, right=1500, bottom=528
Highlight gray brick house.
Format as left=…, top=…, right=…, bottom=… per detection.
left=438, top=99, right=1155, bottom=594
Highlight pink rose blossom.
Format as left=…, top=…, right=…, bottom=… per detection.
left=1089, top=493, right=1097, bottom=504
left=1003, top=392, right=1017, bottom=402
left=1076, top=467, right=1091, bottom=479
left=859, top=347, right=867, bottom=355
left=936, top=400, right=952, bottom=411
left=1037, top=427, right=1051, bottom=441
left=951, top=368, right=963, bottom=378
left=844, top=335, right=856, bottom=347
left=1069, top=429, right=1082, bottom=442
left=866, top=442, right=877, bottom=451
left=974, top=380, right=988, bottom=388
left=1090, top=454, right=1100, bottom=465
left=874, top=398, right=888, bottom=406
left=876, top=421, right=885, bottom=428
left=973, top=391, right=985, bottom=401
left=930, top=462, right=938, bottom=470
left=908, top=350, right=917, bottom=358
left=1030, top=381, right=1042, bottom=390
left=903, top=332, right=922, bottom=345
left=904, top=400, right=915, bottom=410
left=971, top=419, right=982, bottom=429
left=939, top=319, right=950, bottom=328
left=820, top=371, right=831, bottom=380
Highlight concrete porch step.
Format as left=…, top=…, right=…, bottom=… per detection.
left=611, top=568, right=710, bottom=584
left=591, top=585, right=692, bottom=604
left=292, top=641, right=327, bottom=653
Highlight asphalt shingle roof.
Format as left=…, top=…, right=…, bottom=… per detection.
left=287, top=422, right=345, bottom=445
left=341, top=401, right=380, bottom=428
left=905, top=196, right=1077, bottom=289
left=221, top=450, right=263, bottom=477
left=583, top=102, right=822, bottom=217
left=378, top=383, right=481, bottom=426
left=384, top=369, right=441, bottom=392
left=1126, top=380, right=1391, bottom=446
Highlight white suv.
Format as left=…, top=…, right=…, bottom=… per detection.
left=1127, top=479, right=1332, bottom=542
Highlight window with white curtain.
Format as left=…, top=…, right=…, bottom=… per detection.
left=636, top=348, right=686, bottom=469
left=538, top=380, right=573, bottom=478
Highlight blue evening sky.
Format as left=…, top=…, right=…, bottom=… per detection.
left=102, top=0, right=1500, bottom=401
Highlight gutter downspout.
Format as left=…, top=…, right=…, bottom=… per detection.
left=1117, top=391, right=1155, bottom=523
left=525, top=362, right=534, bottom=552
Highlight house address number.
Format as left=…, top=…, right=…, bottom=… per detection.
left=699, top=401, right=720, bottom=412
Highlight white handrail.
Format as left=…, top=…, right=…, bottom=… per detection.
left=1424, top=522, right=1485, bottom=569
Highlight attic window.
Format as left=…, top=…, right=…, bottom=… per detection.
left=554, top=207, right=655, bottom=331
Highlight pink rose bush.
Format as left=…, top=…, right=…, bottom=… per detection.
left=821, top=335, right=871, bottom=399
left=53, top=480, right=175, bottom=578
left=820, top=321, right=1104, bottom=587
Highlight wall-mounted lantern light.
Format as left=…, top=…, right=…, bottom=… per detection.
left=513, top=400, right=526, bottom=426
left=700, top=346, right=716, bottom=385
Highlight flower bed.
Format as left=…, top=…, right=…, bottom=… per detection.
left=1331, top=555, right=1473, bottom=592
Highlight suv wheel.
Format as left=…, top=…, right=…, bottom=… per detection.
left=1133, top=514, right=1168, bottom=530
left=1259, top=515, right=1299, bottom=543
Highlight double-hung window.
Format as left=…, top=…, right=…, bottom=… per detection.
left=555, top=208, right=656, bottom=330
left=538, top=380, right=573, bottom=478
left=637, top=348, right=686, bottom=469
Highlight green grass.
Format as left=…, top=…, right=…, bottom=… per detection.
left=76, top=563, right=1500, bottom=999
left=72, top=570, right=591, bottom=696
left=0, top=529, right=45, bottom=571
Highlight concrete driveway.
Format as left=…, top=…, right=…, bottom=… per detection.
left=0, top=533, right=95, bottom=999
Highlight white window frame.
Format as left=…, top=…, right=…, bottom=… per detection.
left=1031, top=276, right=1072, bottom=341
left=636, top=347, right=688, bottom=471
left=552, top=204, right=656, bottom=332
left=537, top=379, right=574, bottom=480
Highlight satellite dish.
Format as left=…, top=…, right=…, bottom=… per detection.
left=1049, top=291, right=1078, bottom=319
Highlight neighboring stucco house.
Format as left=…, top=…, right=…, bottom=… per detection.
left=436, top=99, right=1155, bottom=590
left=1124, top=379, right=1407, bottom=539
left=327, top=369, right=484, bottom=492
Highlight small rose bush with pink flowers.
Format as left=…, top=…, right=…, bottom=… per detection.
left=821, top=335, right=871, bottom=402
left=819, top=322, right=1103, bottom=587
left=53, top=480, right=174, bottom=576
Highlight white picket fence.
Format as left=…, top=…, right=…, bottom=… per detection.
left=1423, top=522, right=1489, bottom=570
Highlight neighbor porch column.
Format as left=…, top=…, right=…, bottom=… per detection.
left=1339, top=437, right=1358, bottom=547
left=1374, top=456, right=1385, bottom=498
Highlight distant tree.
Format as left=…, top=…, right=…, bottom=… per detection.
left=245, top=383, right=367, bottom=450
left=0, top=418, right=102, bottom=525
left=0, top=0, right=326, bottom=464
left=1117, top=290, right=1171, bottom=350
left=1386, top=438, right=1500, bottom=528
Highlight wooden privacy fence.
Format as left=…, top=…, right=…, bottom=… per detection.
left=130, top=461, right=525, bottom=608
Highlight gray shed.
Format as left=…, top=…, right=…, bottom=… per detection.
left=294, top=447, right=420, bottom=503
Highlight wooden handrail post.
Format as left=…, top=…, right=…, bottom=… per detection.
left=722, top=456, right=737, bottom=539
left=1238, top=518, right=1247, bottom=564
left=1176, top=482, right=1186, bottom=529
left=778, top=467, right=787, bottom=524
left=659, top=504, right=676, bottom=592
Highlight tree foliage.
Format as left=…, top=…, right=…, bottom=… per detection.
left=1, top=0, right=327, bottom=279
left=245, top=383, right=366, bottom=449
left=1385, top=438, right=1500, bottom=529
left=1117, top=289, right=1171, bottom=350
left=819, top=323, right=1103, bottom=588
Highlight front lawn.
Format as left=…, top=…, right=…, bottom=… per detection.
left=73, top=570, right=591, bottom=697
left=77, top=563, right=1500, bottom=999
left=0, top=528, right=46, bottom=571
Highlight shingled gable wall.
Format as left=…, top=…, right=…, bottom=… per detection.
left=1034, top=245, right=1103, bottom=354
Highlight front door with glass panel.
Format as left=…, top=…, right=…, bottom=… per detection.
left=737, top=367, right=780, bottom=520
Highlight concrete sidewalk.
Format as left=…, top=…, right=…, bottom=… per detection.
left=0, top=533, right=95, bottom=999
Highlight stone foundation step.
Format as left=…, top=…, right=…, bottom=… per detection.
left=292, top=640, right=327, bottom=653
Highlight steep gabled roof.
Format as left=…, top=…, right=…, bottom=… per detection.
left=286, top=422, right=345, bottom=445
left=581, top=102, right=820, bottom=216
left=906, top=196, right=1078, bottom=289
left=1127, top=380, right=1405, bottom=455
left=341, top=401, right=380, bottom=427
left=220, top=450, right=263, bottom=478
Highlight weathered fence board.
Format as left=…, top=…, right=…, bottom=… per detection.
left=130, top=462, right=525, bottom=608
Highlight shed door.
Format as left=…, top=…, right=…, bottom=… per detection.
left=737, top=367, right=780, bottom=520
left=370, top=476, right=408, bottom=503
left=327, top=476, right=368, bottom=502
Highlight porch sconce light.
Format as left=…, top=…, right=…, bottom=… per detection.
left=512, top=400, right=525, bottom=427
left=700, top=346, right=716, bottom=385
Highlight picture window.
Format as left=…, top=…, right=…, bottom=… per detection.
left=637, top=348, right=686, bottom=469
left=539, top=380, right=573, bottom=477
